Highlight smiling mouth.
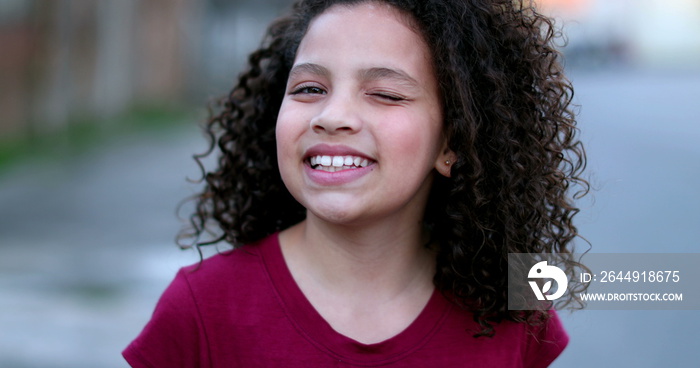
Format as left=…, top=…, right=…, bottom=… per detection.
left=308, top=155, right=372, bottom=172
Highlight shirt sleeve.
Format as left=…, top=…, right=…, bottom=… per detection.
left=523, top=310, right=569, bottom=368
left=123, top=268, right=211, bottom=368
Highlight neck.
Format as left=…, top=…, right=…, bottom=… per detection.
left=279, top=215, right=436, bottom=299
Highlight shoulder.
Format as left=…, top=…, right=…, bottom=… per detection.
left=168, top=234, right=282, bottom=314
left=486, top=311, right=568, bottom=368
left=429, top=306, right=568, bottom=367
left=519, top=311, right=569, bottom=368
left=123, top=234, right=279, bottom=367
left=179, top=241, right=266, bottom=288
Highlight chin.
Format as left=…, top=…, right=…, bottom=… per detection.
left=293, top=191, right=365, bottom=224
left=308, top=205, right=360, bottom=225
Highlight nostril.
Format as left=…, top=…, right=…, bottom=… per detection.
left=311, top=122, right=326, bottom=133
left=312, top=123, right=354, bottom=133
left=309, top=109, right=361, bottom=134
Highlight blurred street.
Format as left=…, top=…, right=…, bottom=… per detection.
left=0, top=68, right=699, bottom=367
left=552, top=68, right=700, bottom=367
left=0, top=124, right=209, bottom=367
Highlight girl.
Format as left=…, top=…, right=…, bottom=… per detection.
left=124, top=0, right=588, bottom=366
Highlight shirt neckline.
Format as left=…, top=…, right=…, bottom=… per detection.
left=259, top=233, right=452, bottom=365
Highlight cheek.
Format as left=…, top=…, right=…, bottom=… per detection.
left=275, top=109, right=297, bottom=180
left=275, top=102, right=311, bottom=192
left=380, top=111, right=443, bottom=159
left=275, top=103, right=302, bottom=153
left=275, top=127, right=298, bottom=201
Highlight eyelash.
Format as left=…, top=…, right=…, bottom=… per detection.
left=291, top=85, right=326, bottom=95
left=290, top=85, right=407, bottom=102
left=370, top=93, right=405, bottom=102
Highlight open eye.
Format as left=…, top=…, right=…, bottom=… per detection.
left=291, top=85, right=326, bottom=95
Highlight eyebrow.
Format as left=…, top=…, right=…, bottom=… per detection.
left=359, top=67, right=419, bottom=88
left=289, top=63, right=419, bottom=88
left=288, top=63, right=330, bottom=80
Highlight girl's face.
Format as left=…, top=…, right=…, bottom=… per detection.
left=276, top=2, right=452, bottom=227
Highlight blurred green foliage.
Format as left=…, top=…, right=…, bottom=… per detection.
left=0, top=105, right=197, bottom=174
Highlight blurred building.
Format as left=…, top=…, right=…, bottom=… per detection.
left=0, top=0, right=291, bottom=141
left=1, top=0, right=189, bottom=138
left=2, top=0, right=699, bottom=141
left=540, top=0, right=700, bottom=69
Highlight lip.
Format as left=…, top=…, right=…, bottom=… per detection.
left=303, top=144, right=376, bottom=186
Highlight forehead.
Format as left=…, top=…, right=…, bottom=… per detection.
left=321, top=2, right=422, bottom=34
left=294, top=2, right=433, bottom=76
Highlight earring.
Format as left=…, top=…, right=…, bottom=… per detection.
left=445, top=160, right=451, bottom=165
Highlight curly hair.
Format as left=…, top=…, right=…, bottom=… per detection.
left=179, top=0, right=589, bottom=336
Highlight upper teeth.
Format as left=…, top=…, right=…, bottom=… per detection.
left=310, top=155, right=370, bottom=168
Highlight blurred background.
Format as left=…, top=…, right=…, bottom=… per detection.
left=0, top=0, right=698, bottom=367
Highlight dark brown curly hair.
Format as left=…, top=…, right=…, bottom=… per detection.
left=179, top=0, right=590, bottom=336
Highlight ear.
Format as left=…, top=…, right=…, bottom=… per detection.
left=434, top=142, right=457, bottom=178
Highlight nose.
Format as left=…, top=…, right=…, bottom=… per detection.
left=310, top=94, right=362, bottom=135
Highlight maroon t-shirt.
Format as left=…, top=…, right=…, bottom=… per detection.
left=124, top=234, right=568, bottom=367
